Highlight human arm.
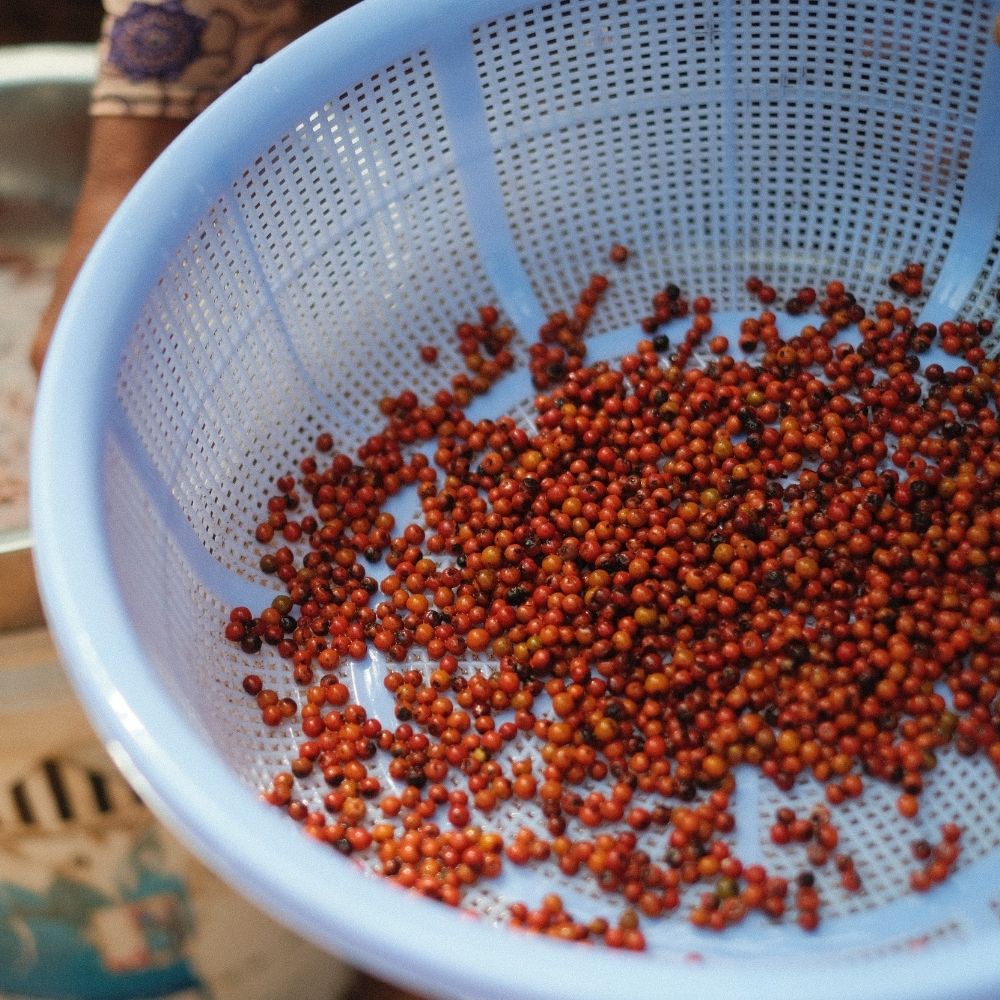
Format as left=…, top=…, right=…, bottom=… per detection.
left=30, top=115, right=185, bottom=372
left=31, top=0, right=311, bottom=373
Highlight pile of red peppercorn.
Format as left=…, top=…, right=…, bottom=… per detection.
left=224, top=251, right=1000, bottom=948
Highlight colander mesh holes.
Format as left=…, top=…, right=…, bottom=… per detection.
left=920, top=753, right=1000, bottom=868
left=478, top=1, right=733, bottom=325
left=964, top=226, right=1000, bottom=342
left=474, top=0, right=990, bottom=325
left=231, top=50, right=501, bottom=451
left=103, top=435, right=294, bottom=788
left=731, top=0, right=986, bottom=307
left=116, top=207, right=305, bottom=583
left=752, top=778, right=906, bottom=915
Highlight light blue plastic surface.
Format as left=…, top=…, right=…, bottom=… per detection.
left=30, top=1, right=1000, bottom=999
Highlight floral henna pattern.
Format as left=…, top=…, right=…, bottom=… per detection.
left=92, top=0, right=356, bottom=119
left=107, top=0, right=208, bottom=81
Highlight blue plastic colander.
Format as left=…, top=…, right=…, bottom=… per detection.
left=31, top=1, right=1000, bottom=998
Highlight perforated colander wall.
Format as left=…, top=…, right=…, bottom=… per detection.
left=476, top=0, right=995, bottom=325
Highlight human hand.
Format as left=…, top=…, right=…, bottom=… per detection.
left=30, top=114, right=187, bottom=374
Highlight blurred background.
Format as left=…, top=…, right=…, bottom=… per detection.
left=1, top=0, right=103, bottom=45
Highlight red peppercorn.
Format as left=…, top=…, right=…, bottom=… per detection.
left=224, top=255, right=1000, bottom=942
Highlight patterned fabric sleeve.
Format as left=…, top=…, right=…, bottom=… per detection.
left=91, top=0, right=310, bottom=119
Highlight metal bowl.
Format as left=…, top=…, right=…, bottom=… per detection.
left=0, top=44, right=96, bottom=631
